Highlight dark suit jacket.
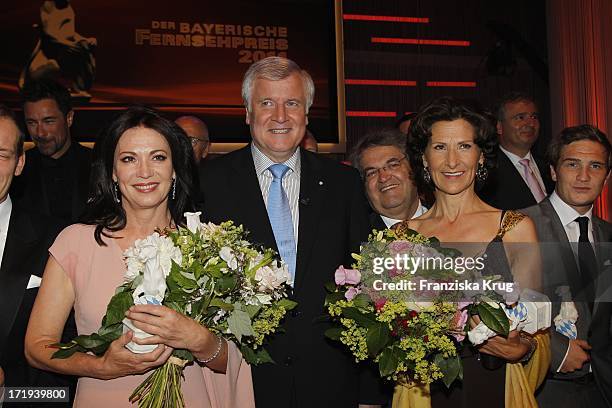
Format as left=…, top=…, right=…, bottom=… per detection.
left=200, top=146, right=385, bottom=407
left=369, top=212, right=387, bottom=232
left=10, top=142, right=92, bottom=225
left=480, top=147, right=554, bottom=210
left=0, top=206, right=76, bottom=407
left=521, top=198, right=612, bottom=403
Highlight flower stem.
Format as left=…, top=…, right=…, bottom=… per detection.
left=129, top=359, right=187, bottom=408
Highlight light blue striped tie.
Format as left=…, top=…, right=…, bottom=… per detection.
left=267, top=164, right=296, bottom=280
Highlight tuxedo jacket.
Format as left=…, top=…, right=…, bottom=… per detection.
left=369, top=212, right=387, bottom=232
left=479, top=147, right=554, bottom=210
left=521, top=199, right=612, bottom=404
left=0, top=207, right=76, bottom=407
left=200, top=146, right=386, bottom=407
left=10, top=142, right=92, bottom=224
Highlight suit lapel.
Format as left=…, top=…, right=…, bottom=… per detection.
left=534, top=156, right=554, bottom=194
left=369, top=212, right=387, bottom=231
left=591, top=216, right=609, bottom=317
left=294, top=152, right=325, bottom=292
left=540, top=199, right=584, bottom=294
left=498, top=151, right=535, bottom=205
left=0, top=209, right=39, bottom=352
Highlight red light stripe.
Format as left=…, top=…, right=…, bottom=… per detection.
left=345, top=79, right=417, bottom=87
left=343, top=14, right=429, bottom=23
left=371, top=37, right=470, bottom=47
left=346, top=111, right=397, bottom=118
left=426, top=81, right=477, bottom=87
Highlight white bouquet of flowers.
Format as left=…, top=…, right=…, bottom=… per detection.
left=52, top=212, right=296, bottom=407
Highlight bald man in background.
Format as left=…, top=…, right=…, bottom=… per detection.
left=175, top=115, right=210, bottom=163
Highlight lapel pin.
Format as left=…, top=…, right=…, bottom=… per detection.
left=318, top=180, right=323, bottom=186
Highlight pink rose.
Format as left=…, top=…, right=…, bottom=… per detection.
left=334, top=266, right=361, bottom=285
left=451, top=309, right=469, bottom=341
left=345, top=286, right=361, bottom=301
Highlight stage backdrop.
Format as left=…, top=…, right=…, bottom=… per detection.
left=0, top=0, right=345, bottom=152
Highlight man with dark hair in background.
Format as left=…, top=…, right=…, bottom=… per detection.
left=521, top=124, right=612, bottom=407
left=479, top=92, right=554, bottom=209
left=351, top=128, right=426, bottom=230
left=10, top=78, right=91, bottom=224
left=0, top=105, right=75, bottom=407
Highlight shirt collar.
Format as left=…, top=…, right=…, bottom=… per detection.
left=380, top=200, right=427, bottom=228
left=0, top=194, right=12, bottom=230
left=251, top=143, right=301, bottom=177
left=499, top=145, right=535, bottom=166
left=549, top=190, right=592, bottom=227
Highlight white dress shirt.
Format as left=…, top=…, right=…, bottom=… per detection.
left=251, top=144, right=301, bottom=245
left=380, top=200, right=427, bottom=228
left=548, top=191, right=594, bottom=372
left=0, top=195, right=12, bottom=266
left=499, top=146, right=547, bottom=199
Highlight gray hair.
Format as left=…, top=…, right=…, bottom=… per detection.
left=495, top=91, right=536, bottom=122
left=241, top=56, right=315, bottom=113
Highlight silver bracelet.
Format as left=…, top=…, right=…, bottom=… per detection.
left=199, top=335, right=224, bottom=364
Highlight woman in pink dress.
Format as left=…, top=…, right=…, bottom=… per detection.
left=25, top=106, right=255, bottom=407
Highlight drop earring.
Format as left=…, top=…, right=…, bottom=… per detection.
left=476, top=163, right=488, bottom=182
left=172, top=179, right=176, bottom=200
left=113, top=181, right=120, bottom=203
left=423, top=167, right=432, bottom=184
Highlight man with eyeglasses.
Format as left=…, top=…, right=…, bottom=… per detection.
left=479, top=92, right=554, bottom=210
left=175, top=115, right=210, bottom=164
left=351, top=128, right=426, bottom=230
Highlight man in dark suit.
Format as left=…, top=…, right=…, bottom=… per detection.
left=351, top=128, right=426, bottom=231
left=0, top=105, right=75, bottom=407
left=200, top=57, right=385, bottom=407
left=479, top=92, right=554, bottom=209
left=521, top=124, right=612, bottom=407
left=10, top=78, right=91, bottom=225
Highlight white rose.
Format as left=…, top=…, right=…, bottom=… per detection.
left=184, top=211, right=203, bottom=234
left=220, top=246, right=238, bottom=270
left=255, top=266, right=277, bottom=291
left=131, top=233, right=182, bottom=302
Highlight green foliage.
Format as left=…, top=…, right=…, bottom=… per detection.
left=477, top=302, right=510, bottom=337
left=435, top=353, right=462, bottom=388
left=379, top=346, right=403, bottom=377
left=366, top=322, right=390, bottom=357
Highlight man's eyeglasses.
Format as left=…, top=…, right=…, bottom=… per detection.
left=363, top=155, right=407, bottom=180
left=510, top=112, right=539, bottom=122
left=188, top=137, right=209, bottom=147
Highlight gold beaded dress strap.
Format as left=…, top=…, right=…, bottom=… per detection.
left=496, top=210, right=526, bottom=239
